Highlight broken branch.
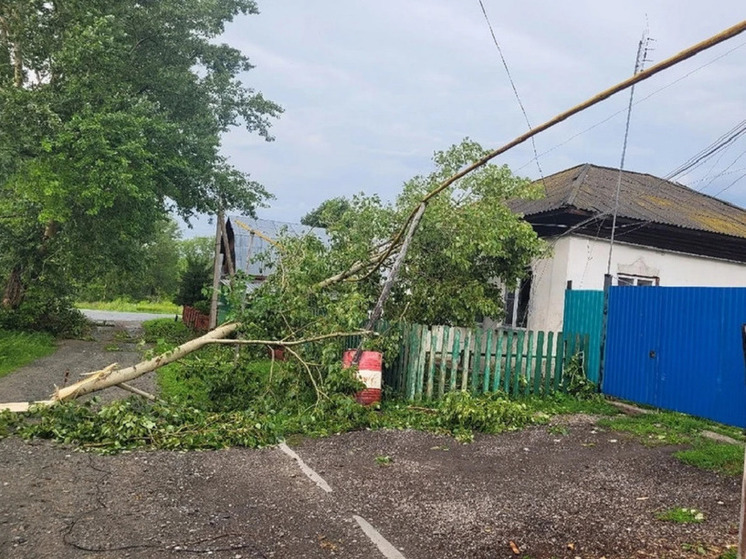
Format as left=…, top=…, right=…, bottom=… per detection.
left=52, top=322, right=240, bottom=403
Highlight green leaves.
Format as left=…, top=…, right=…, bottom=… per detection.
left=309, top=138, right=545, bottom=327
left=0, top=0, right=280, bottom=318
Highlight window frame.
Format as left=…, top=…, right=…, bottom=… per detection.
left=617, top=273, right=659, bottom=287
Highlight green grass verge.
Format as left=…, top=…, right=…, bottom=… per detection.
left=598, top=410, right=745, bottom=476
left=0, top=330, right=57, bottom=378
left=76, top=299, right=180, bottom=314
left=676, top=441, right=744, bottom=477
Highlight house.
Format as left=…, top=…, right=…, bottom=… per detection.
left=224, top=216, right=328, bottom=290
left=508, top=163, right=746, bottom=332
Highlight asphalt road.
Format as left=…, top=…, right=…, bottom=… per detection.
left=80, top=308, right=178, bottom=323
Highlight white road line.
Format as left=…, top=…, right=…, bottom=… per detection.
left=278, top=442, right=333, bottom=493
left=278, top=443, right=406, bottom=558
left=353, top=515, right=407, bottom=559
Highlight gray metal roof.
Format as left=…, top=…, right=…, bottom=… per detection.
left=227, top=216, right=329, bottom=277
left=510, top=164, right=746, bottom=239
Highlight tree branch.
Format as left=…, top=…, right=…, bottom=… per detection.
left=208, top=330, right=375, bottom=347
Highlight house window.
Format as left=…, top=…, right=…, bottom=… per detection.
left=504, top=273, right=532, bottom=328
left=617, top=273, right=659, bottom=286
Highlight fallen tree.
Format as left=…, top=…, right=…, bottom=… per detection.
left=0, top=323, right=239, bottom=412
left=0, top=324, right=376, bottom=412
left=2, top=21, right=744, bottom=413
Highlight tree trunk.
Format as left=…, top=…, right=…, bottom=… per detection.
left=2, top=265, right=24, bottom=309
left=53, top=322, right=240, bottom=402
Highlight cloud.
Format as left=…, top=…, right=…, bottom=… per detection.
left=177, top=0, right=746, bottom=238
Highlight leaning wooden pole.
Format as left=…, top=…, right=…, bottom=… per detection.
left=351, top=203, right=426, bottom=365
left=209, top=210, right=224, bottom=329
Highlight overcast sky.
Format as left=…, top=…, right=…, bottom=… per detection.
left=182, top=1, right=746, bottom=237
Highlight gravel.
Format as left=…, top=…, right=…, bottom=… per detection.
left=0, top=323, right=741, bottom=558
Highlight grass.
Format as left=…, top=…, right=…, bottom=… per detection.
left=141, top=318, right=190, bottom=344
left=76, top=298, right=180, bottom=314
left=599, top=410, right=745, bottom=476
left=0, top=330, right=57, bottom=379
left=375, top=455, right=393, bottom=466
left=655, top=507, right=705, bottom=524
left=598, top=411, right=745, bottom=446
left=676, top=441, right=744, bottom=476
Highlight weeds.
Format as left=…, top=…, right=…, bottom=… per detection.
left=655, top=507, right=705, bottom=524
left=375, top=455, right=393, bottom=466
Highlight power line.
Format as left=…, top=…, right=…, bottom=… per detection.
left=603, top=123, right=746, bottom=241
left=514, top=40, right=746, bottom=174
left=476, top=0, right=546, bottom=191
left=665, top=119, right=746, bottom=181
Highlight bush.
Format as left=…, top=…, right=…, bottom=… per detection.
left=141, top=318, right=191, bottom=344
left=174, top=256, right=211, bottom=308
left=0, top=288, right=89, bottom=338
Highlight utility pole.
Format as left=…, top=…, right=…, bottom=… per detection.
left=606, top=29, right=653, bottom=275
left=209, top=210, right=224, bottom=330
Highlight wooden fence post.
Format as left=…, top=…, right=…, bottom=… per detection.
left=438, top=326, right=450, bottom=398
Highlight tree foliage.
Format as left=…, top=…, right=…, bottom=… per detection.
left=0, top=0, right=281, bottom=320
left=240, top=139, right=544, bottom=347
left=300, top=197, right=351, bottom=228
left=76, top=218, right=183, bottom=302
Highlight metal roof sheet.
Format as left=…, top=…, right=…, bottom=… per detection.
left=510, top=164, right=746, bottom=239
left=227, top=217, right=329, bottom=277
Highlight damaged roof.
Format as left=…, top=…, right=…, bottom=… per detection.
left=510, top=163, right=746, bottom=239
left=226, top=216, right=328, bottom=277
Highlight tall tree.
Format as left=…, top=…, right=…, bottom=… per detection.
left=243, top=139, right=546, bottom=341
left=0, top=0, right=281, bottom=313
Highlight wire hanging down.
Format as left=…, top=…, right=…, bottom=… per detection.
left=606, top=29, right=653, bottom=275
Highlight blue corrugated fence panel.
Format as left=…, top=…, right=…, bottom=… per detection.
left=562, top=290, right=604, bottom=383
left=603, top=287, right=746, bottom=428
left=604, top=287, right=662, bottom=407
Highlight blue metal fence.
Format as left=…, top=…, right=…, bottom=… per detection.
left=603, top=287, right=746, bottom=428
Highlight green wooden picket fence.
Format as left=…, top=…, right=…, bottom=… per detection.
left=382, top=323, right=589, bottom=401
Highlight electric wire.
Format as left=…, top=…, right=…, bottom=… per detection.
left=514, top=40, right=746, bottom=174
left=476, top=0, right=546, bottom=194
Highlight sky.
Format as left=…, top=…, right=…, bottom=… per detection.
left=181, top=1, right=746, bottom=237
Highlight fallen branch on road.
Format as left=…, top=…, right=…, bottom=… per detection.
left=0, top=324, right=373, bottom=412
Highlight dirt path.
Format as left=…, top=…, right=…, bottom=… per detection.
left=0, top=322, right=156, bottom=404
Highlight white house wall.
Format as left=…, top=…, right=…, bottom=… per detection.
left=527, top=235, right=746, bottom=332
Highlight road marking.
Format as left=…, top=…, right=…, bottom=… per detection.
left=353, top=515, right=407, bottom=559
left=278, top=442, right=333, bottom=493
left=278, top=444, right=406, bottom=558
